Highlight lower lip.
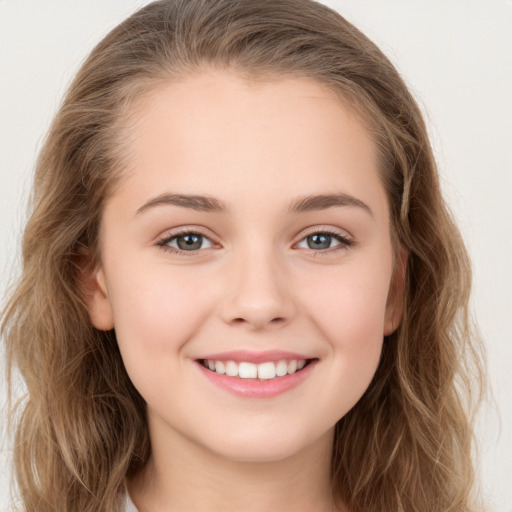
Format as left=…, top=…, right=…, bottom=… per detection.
left=196, top=360, right=317, bottom=399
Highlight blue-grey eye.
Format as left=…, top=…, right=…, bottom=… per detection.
left=298, top=233, right=342, bottom=250
left=168, top=233, right=213, bottom=251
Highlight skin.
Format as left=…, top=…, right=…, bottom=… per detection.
left=86, top=69, right=403, bottom=512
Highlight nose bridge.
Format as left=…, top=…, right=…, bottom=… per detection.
left=220, top=236, right=295, bottom=329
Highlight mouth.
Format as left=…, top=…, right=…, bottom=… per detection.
left=198, top=358, right=314, bottom=381
left=195, top=350, right=318, bottom=398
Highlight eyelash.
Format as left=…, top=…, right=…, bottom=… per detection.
left=298, top=229, right=353, bottom=257
left=156, top=228, right=214, bottom=256
left=156, top=228, right=353, bottom=257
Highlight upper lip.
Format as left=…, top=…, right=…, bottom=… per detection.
left=196, top=350, right=315, bottom=364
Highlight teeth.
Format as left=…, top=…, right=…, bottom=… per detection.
left=203, top=359, right=308, bottom=380
left=238, top=362, right=257, bottom=379
left=225, top=361, right=238, bottom=377
left=258, top=362, right=276, bottom=380
left=275, top=360, right=288, bottom=377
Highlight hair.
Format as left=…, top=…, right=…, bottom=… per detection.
left=1, top=1, right=484, bottom=511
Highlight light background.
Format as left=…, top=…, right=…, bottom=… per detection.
left=0, top=1, right=510, bottom=510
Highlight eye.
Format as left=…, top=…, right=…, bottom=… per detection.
left=296, top=231, right=352, bottom=252
left=158, top=231, right=214, bottom=253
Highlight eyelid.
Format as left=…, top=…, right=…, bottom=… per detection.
left=156, top=226, right=219, bottom=255
left=293, top=226, right=354, bottom=255
left=296, top=225, right=353, bottom=242
left=155, top=225, right=354, bottom=257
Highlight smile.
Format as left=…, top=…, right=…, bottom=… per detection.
left=196, top=353, right=317, bottom=398
left=200, top=359, right=308, bottom=380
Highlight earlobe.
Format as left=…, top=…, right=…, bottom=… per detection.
left=78, top=257, right=115, bottom=331
left=384, top=248, right=408, bottom=336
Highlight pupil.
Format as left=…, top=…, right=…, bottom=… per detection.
left=308, top=234, right=331, bottom=250
left=177, top=234, right=202, bottom=250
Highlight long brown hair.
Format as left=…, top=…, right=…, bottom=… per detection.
left=2, top=1, right=484, bottom=510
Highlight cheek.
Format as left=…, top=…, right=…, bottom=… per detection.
left=302, top=257, right=392, bottom=361
left=298, top=266, right=390, bottom=420
left=310, top=268, right=390, bottom=326
left=105, top=262, right=220, bottom=408
left=106, top=260, right=215, bottom=357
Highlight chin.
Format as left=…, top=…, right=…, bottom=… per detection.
left=198, top=424, right=333, bottom=464
left=210, top=444, right=305, bottom=464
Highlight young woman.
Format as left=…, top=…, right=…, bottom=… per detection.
left=1, top=1, right=484, bottom=511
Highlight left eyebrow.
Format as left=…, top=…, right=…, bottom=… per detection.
left=287, top=193, right=373, bottom=217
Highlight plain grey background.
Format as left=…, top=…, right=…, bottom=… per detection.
left=1, top=1, right=511, bottom=510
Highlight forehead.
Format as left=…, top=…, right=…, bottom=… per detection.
left=110, top=69, right=387, bottom=221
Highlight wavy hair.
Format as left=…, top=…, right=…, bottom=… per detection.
left=2, top=1, right=484, bottom=510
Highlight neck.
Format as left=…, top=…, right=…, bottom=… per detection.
left=128, top=419, right=343, bottom=512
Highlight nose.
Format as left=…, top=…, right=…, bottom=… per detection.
left=219, top=248, right=296, bottom=331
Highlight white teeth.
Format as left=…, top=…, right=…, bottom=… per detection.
left=225, top=361, right=238, bottom=377
left=275, top=360, right=288, bottom=377
left=238, top=362, right=258, bottom=379
left=203, top=358, right=309, bottom=380
left=287, top=360, right=297, bottom=373
left=258, top=362, right=276, bottom=380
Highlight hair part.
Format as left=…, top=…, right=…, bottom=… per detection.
left=2, top=1, right=484, bottom=511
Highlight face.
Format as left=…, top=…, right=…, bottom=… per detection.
left=87, top=70, right=402, bottom=464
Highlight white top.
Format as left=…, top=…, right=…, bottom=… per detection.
left=123, top=491, right=139, bottom=512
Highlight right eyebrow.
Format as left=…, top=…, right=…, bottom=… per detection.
left=135, top=193, right=228, bottom=216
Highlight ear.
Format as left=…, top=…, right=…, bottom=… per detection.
left=77, top=253, right=115, bottom=331
left=384, top=248, right=408, bottom=336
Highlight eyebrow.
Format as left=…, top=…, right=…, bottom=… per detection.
left=288, top=193, right=373, bottom=217
left=136, top=193, right=228, bottom=215
left=135, top=192, right=372, bottom=217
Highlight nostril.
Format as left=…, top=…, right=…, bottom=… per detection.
left=230, top=316, right=285, bottom=326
